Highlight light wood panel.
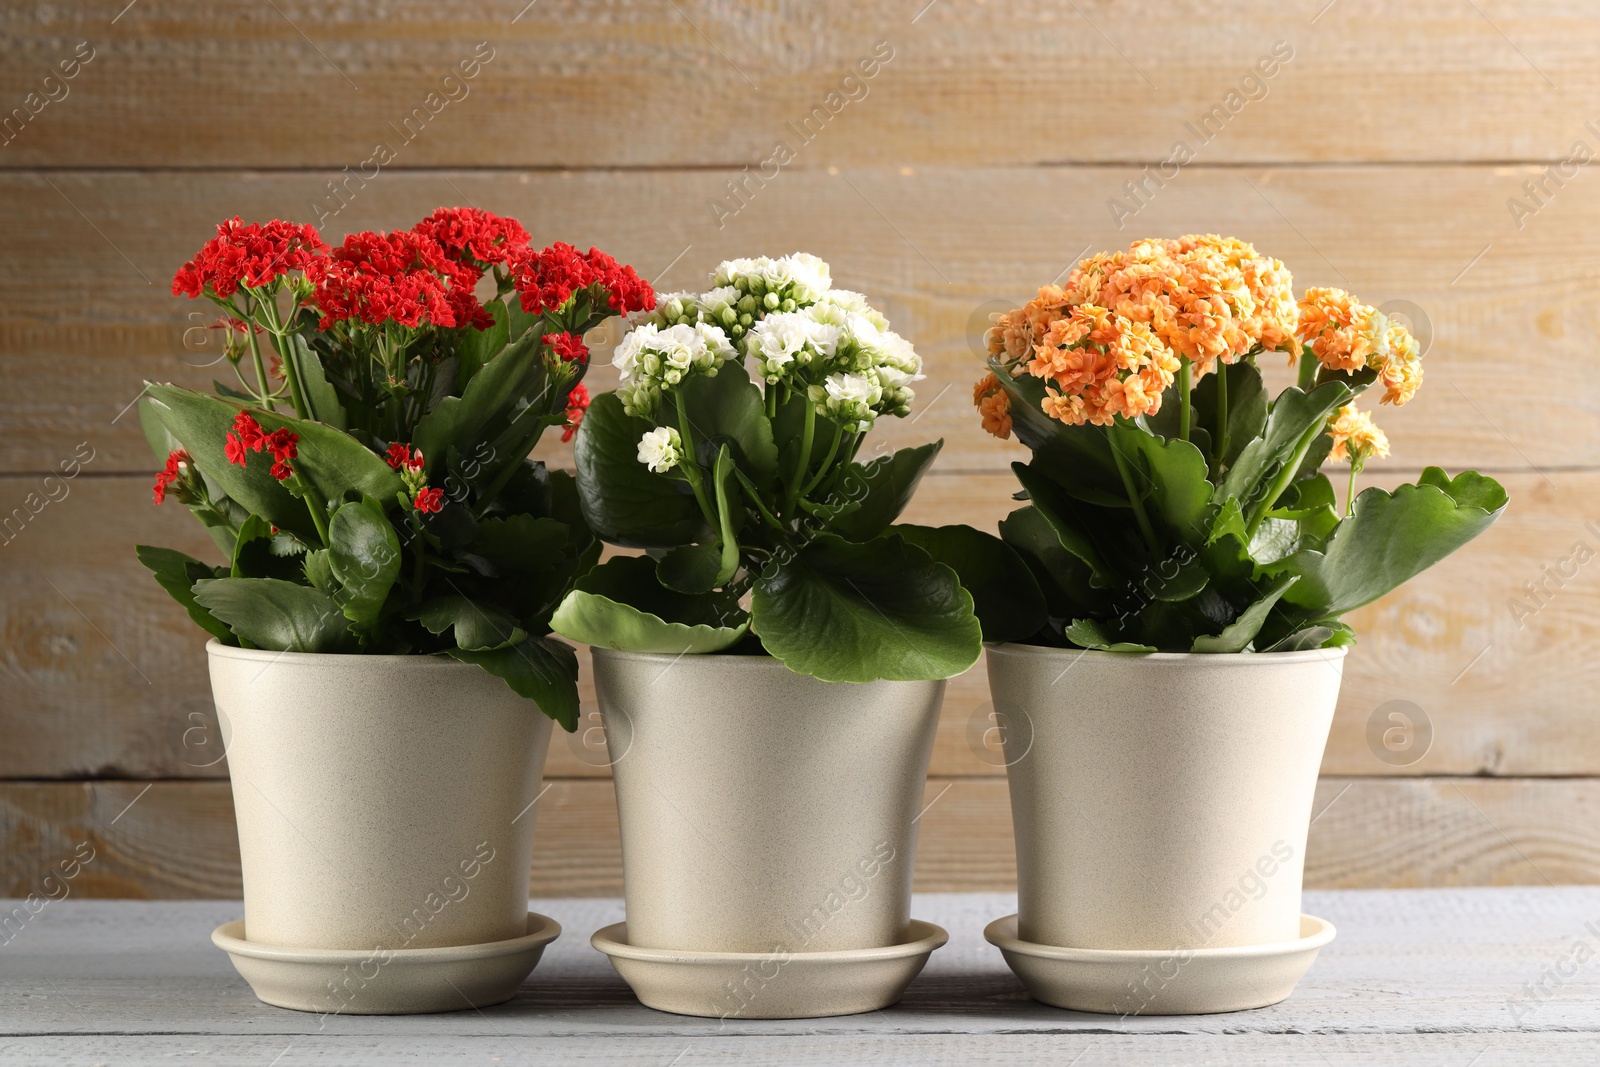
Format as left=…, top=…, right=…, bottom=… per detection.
left=6, top=776, right=1599, bottom=898
left=0, top=1, right=1591, bottom=168
left=3, top=167, right=1592, bottom=475
left=0, top=468, right=1581, bottom=780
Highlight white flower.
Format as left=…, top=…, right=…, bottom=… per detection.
left=637, top=426, right=683, bottom=474
left=612, top=322, right=657, bottom=379
left=780, top=252, right=831, bottom=300
left=748, top=312, right=812, bottom=374
left=824, top=371, right=882, bottom=409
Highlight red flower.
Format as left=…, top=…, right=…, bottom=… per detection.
left=414, top=487, right=445, bottom=513
left=231, top=412, right=266, bottom=451
left=510, top=243, right=655, bottom=317
left=152, top=449, right=191, bottom=504
left=308, top=230, right=489, bottom=330
left=412, top=208, right=531, bottom=267
left=561, top=382, right=590, bottom=443
left=224, top=413, right=297, bottom=480
left=385, top=442, right=425, bottom=472
left=543, top=331, right=589, bottom=364
left=172, top=217, right=327, bottom=299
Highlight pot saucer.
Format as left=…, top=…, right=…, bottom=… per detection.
left=212, top=911, right=561, bottom=1015
left=591, top=919, right=948, bottom=1019
left=984, top=913, right=1335, bottom=1016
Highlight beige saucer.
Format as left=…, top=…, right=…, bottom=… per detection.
left=592, top=919, right=948, bottom=1019
left=213, top=911, right=561, bottom=1015
left=985, top=913, right=1335, bottom=1016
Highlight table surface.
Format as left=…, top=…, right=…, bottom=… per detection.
left=0, top=889, right=1595, bottom=1065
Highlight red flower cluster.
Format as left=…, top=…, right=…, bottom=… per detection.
left=384, top=442, right=426, bottom=472
left=152, top=449, right=191, bottom=504
left=413, top=487, right=445, bottom=513
left=543, top=331, right=589, bottom=365
left=309, top=230, right=492, bottom=331
left=172, top=218, right=327, bottom=299
left=511, top=242, right=656, bottom=316
left=412, top=208, right=530, bottom=268
left=225, top=412, right=299, bottom=480
left=561, top=382, right=590, bottom=443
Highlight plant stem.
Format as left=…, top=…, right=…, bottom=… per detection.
left=1346, top=463, right=1358, bottom=517
left=1176, top=359, right=1191, bottom=441
left=242, top=300, right=276, bottom=412
left=734, top=468, right=785, bottom=531
left=257, top=297, right=310, bottom=419
left=798, top=428, right=843, bottom=498
left=298, top=483, right=330, bottom=548
left=1212, top=364, right=1230, bottom=477
left=1244, top=424, right=1323, bottom=535
left=1109, top=434, right=1161, bottom=556
left=783, top=400, right=816, bottom=519
left=675, top=401, right=718, bottom=529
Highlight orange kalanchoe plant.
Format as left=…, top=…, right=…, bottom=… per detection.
left=915, top=235, right=1506, bottom=652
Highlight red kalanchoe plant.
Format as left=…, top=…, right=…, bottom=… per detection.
left=140, top=207, right=652, bottom=729
left=511, top=241, right=656, bottom=317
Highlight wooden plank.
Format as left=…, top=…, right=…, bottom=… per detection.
left=0, top=166, right=1589, bottom=473
left=6, top=777, right=1600, bottom=899
left=0, top=2, right=1592, bottom=168
left=1, top=470, right=1589, bottom=779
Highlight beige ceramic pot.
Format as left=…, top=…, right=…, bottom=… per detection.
left=985, top=644, right=1346, bottom=955
left=207, top=641, right=557, bottom=1012
left=592, top=649, right=943, bottom=954
left=588, top=648, right=951, bottom=1018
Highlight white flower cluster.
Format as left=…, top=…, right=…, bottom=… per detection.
left=615, top=254, right=923, bottom=468
left=611, top=321, right=738, bottom=418
left=636, top=425, right=683, bottom=474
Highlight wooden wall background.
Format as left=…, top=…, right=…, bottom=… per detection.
left=3, top=0, right=1598, bottom=897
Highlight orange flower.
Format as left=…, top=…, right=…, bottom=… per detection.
left=1296, top=288, right=1424, bottom=405
left=1022, top=305, right=1178, bottom=427
left=973, top=372, right=1013, bottom=440
left=1327, top=404, right=1390, bottom=465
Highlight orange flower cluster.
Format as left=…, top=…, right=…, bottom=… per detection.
left=1295, top=288, right=1422, bottom=405
left=1327, top=403, right=1391, bottom=466
left=973, top=373, right=1013, bottom=439
left=980, top=235, right=1293, bottom=429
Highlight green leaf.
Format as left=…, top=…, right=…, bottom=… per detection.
left=1191, top=575, right=1298, bottom=653
left=229, top=514, right=304, bottom=582
left=1108, top=420, right=1212, bottom=546
left=573, top=391, right=709, bottom=548
left=1063, top=618, right=1156, bottom=653
left=141, top=385, right=313, bottom=540
left=135, top=545, right=233, bottom=642
left=286, top=333, right=345, bottom=429
left=893, top=524, right=1048, bottom=643
left=998, top=505, right=1098, bottom=619
left=328, top=497, right=401, bottom=627
left=1218, top=379, right=1354, bottom=519
left=1417, top=466, right=1510, bottom=513
left=457, top=299, right=510, bottom=385
left=1262, top=621, right=1353, bottom=652
left=408, top=595, right=528, bottom=651
left=825, top=441, right=943, bottom=542
left=1280, top=474, right=1507, bottom=615
left=192, top=577, right=353, bottom=652
left=448, top=636, right=580, bottom=731
left=752, top=533, right=982, bottom=682
left=670, top=362, right=780, bottom=488
left=987, top=365, right=1124, bottom=498
left=250, top=410, right=403, bottom=512
left=413, top=331, right=545, bottom=478
left=549, top=555, right=747, bottom=652
left=1010, top=461, right=1117, bottom=586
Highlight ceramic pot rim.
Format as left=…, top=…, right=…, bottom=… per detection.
left=205, top=638, right=573, bottom=671
left=985, top=913, right=1336, bottom=961
left=983, top=642, right=1349, bottom=667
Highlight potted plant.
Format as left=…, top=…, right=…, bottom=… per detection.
left=549, top=254, right=983, bottom=1018
left=138, top=209, right=654, bottom=1014
left=936, top=235, right=1507, bottom=1014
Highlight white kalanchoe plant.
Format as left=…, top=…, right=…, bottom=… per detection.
left=551, top=253, right=984, bottom=683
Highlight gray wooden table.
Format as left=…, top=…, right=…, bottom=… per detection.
left=1, top=889, right=1594, bottom=1064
